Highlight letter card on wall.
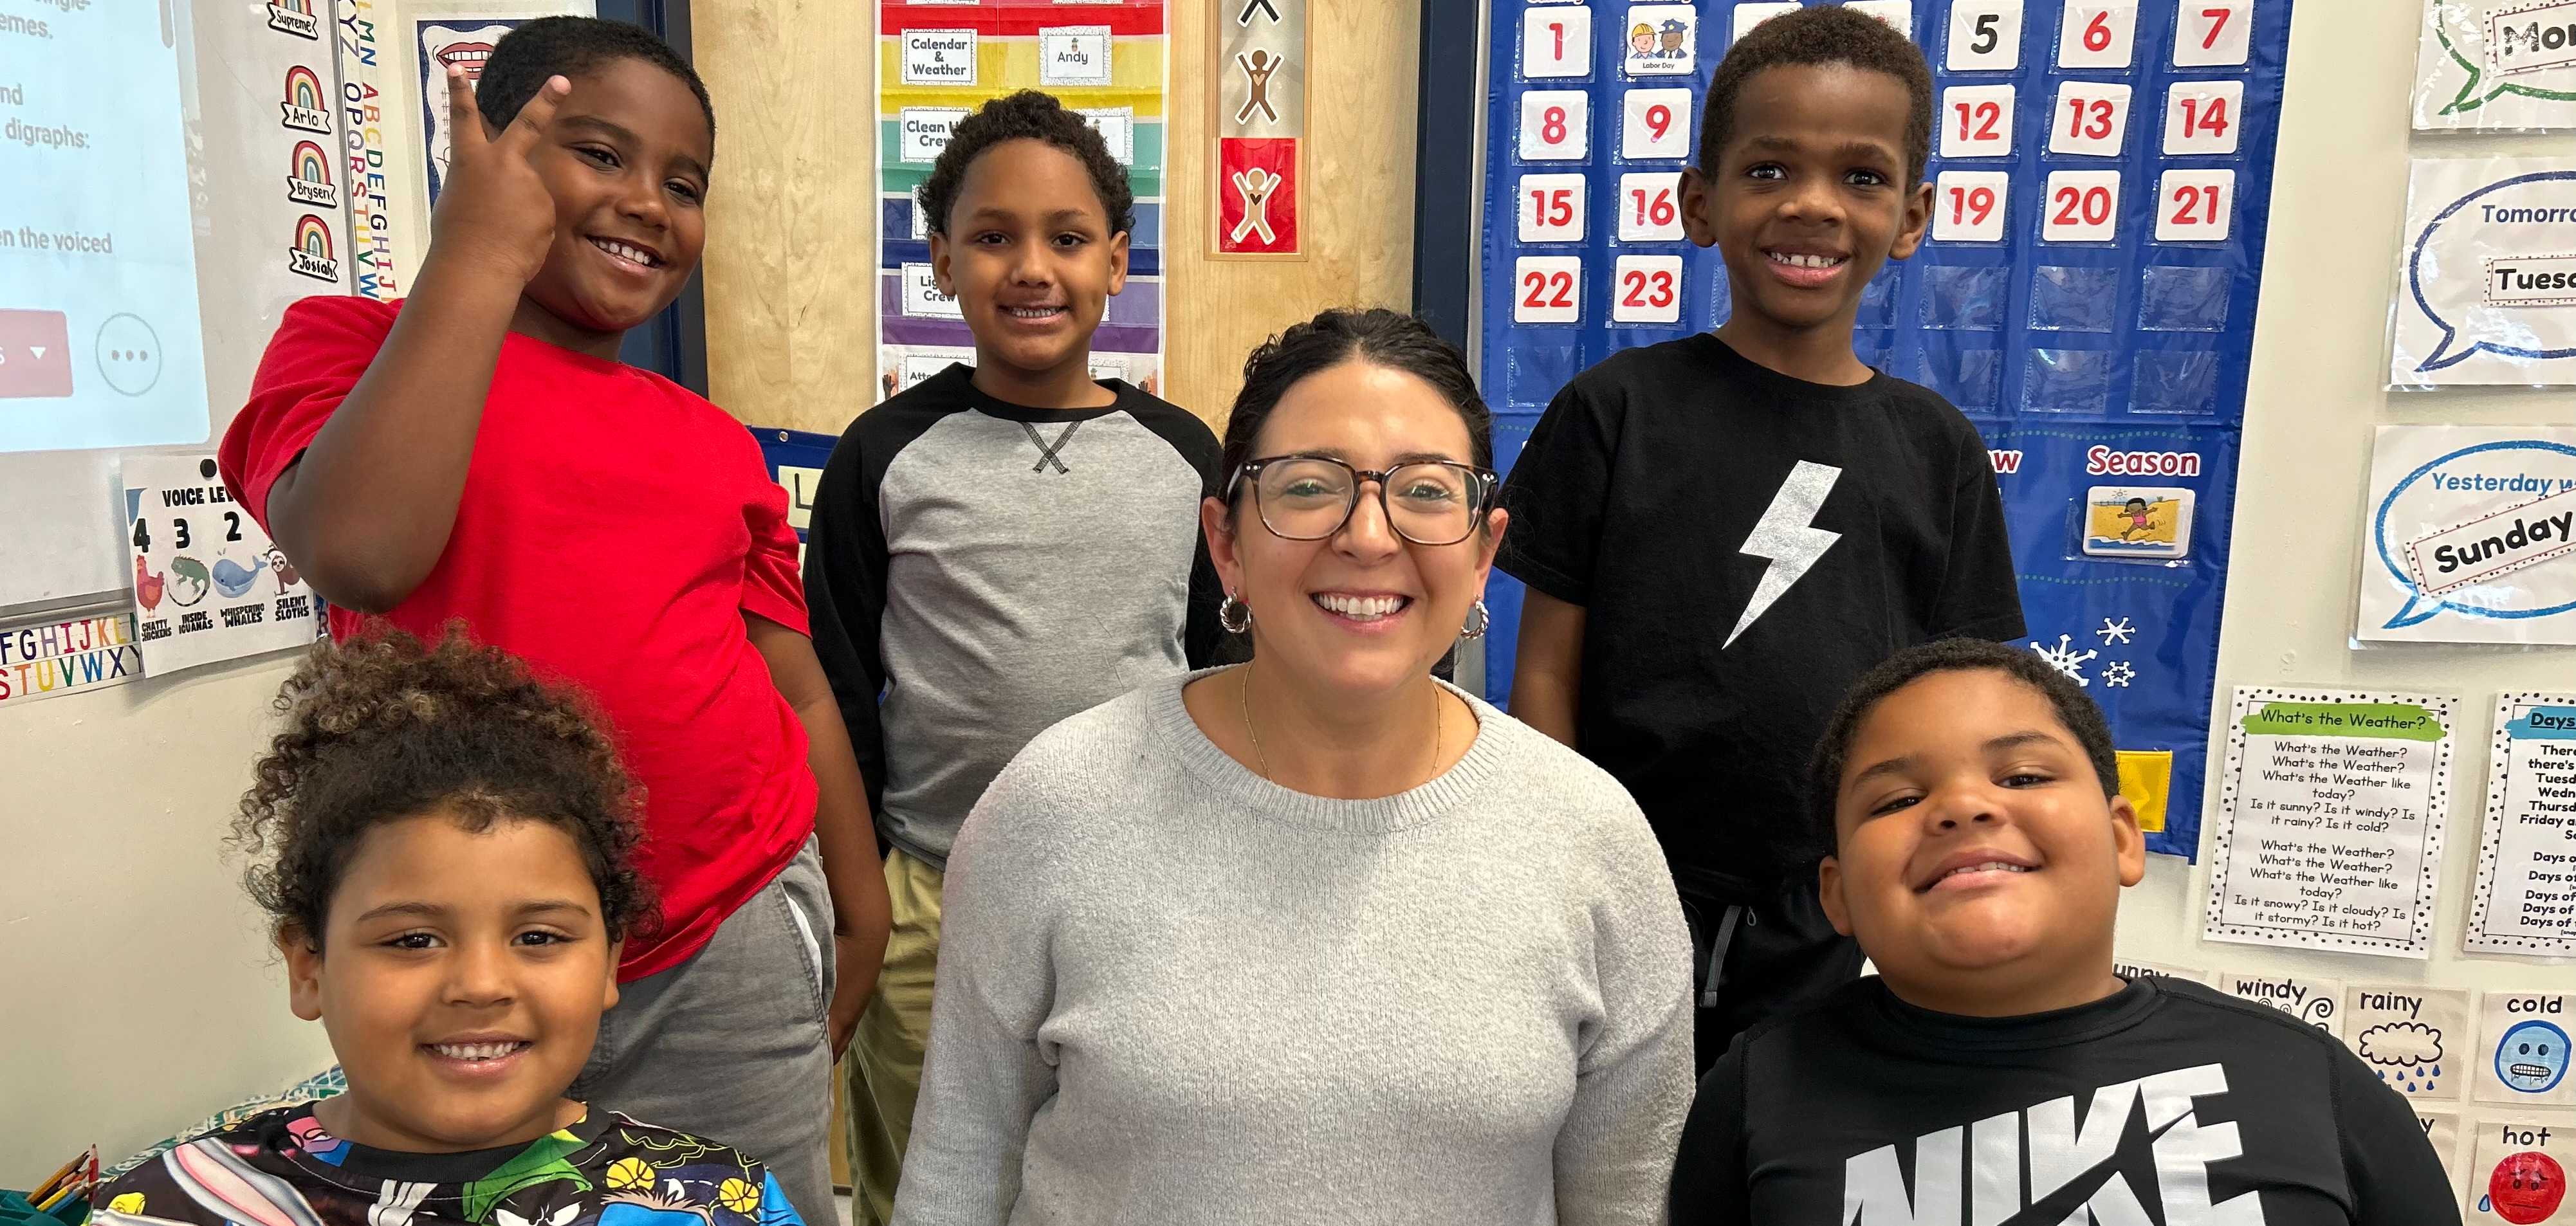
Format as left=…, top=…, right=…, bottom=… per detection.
left=876, top=1, right=1170, bottom=399
left=1475, top=0, right=2295, bottom=859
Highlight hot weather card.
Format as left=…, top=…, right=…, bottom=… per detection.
left=2083, top=484, right=2196, bottom=560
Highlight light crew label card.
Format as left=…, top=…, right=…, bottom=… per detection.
left=2205, top=688, right=2456, bottom=956
left=2470, top=693, right=2576, bottom=953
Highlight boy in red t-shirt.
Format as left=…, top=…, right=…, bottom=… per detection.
left=216, top=19, right=887, bottom=1220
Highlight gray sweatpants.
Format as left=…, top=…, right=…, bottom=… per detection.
left=573, top=840, right=837, bottom=1225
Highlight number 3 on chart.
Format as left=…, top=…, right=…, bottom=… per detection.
left=2056, top=0, right=2137, bottom=69
left=1934, top=170, right=2011, bottom=243
left=1946, top=0, right=2023, bottom=71
left=2173, top=0, right=2250, bottom=66
left=1611, top=255, right=1684, bottom=324
left=1520, top=5, right=1592, bottom=78
left=1514, top=256, right=1583, bottom=324
left=2043, top=170, right=2121, bottom=242
left=2155, top=169, right=2232, bottom=242
left=1519, top=89, right=1590, bottom=161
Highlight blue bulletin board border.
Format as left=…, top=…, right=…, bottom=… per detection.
left=1471, top=0, right=2295, bottom=859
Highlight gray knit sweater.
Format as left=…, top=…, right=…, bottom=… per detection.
left=890, top=669, right=1695, bottom=1226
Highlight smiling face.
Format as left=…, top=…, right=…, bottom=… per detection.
left=932, top=138, right=1130, bottom=387
left=285, top=809, right=618, bottom=1153
left=1682, top=62, right=1931, bottom=340
left=515, top=57, right=711, bottom=342
left=1206, top=360, right=1505, bottom=700
left=1819, top=668, right=2144, bottom=1016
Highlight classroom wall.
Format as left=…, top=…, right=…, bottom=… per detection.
left=693, top=0, right=1421, bottom=436
left=0, top=654, right=335, bottom=1181
left=2113, top=0, right=2571, bottom=1085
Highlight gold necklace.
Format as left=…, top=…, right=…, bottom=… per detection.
left=1237, top=665, right=1444, bottom=787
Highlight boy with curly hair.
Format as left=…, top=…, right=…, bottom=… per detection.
left=802, top=89, right=1223, bottom=1221
left=90, top=629, right=813, bottom=1226
left=216, top=20, right=886, bottom=1217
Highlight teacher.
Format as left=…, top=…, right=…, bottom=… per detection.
left=889, top=307, right=1694, bottom=1225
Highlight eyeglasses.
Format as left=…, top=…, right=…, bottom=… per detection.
left=1227, top=454, right=1499, bottom=547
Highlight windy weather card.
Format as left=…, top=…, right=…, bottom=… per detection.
left=2360, top=425, right=2576, bottom=644
left=2390, top=159, right=2576, bottom=387
left=122, top=452, right=319, bottom=676
left=2417, top=0, right=2576, bottom=131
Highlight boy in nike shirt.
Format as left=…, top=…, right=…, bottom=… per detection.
left=1668, top=639, right=2458, bottom=1225
left=802, top=89, right=1222, bottom=1226
left=1501, top=6, right=2023, bottom=1066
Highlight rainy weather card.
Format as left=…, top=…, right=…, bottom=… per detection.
left=2469, top=693, right=2576, bottom=955
left=2346, top=985, right=2475, bottom=1101
left=2390, top=158, right=2576, bottom=387
left=123, top=452, right=318, bottom=676
left=2204, top=687, right=2455, bottom=957
left=2360, top=425, right=2576, bottom=645
left=2416, top=0, right=2576, bottom=131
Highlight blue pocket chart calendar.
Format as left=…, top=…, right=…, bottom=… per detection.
left=1477, top=0, right=2294, bottom=858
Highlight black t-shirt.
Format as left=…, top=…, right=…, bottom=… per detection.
left=1670, top=976, right=2461, bottom=1226
left=1498, top=335, right=2023, bottom=894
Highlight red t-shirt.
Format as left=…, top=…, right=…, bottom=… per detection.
left=220, top=295, right=817, bottom=980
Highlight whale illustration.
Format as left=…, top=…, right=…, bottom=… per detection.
left=212, top=554, right=269, bottom=599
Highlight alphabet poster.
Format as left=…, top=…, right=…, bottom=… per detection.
left=2470, top=1118, right=2573, bottom=1225
left=874, top=0, right=1168, bottom=399
left=2472, top=693, right=2576, bottom=954
left=2205, top=688, right=2456, bottom=956
left=2345, top=984, right=2474, bottom=1101
left=2389, top=158, right=2576, bottom=387
left=2362, top=426, right=2576, bottom=644
left=2479, top=993, right=2576, bottom=1108
left=122, top=453, right=320, bottom=676
left=2416, top=0, right=2576, bottom=131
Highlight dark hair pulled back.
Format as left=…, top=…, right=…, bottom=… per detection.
left=232, top=624, right=656, bottom=949
left=1220, top=309, right=1495, bottom=500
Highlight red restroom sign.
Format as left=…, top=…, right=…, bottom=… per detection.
left=1215, top=0, right=1304, bottom=256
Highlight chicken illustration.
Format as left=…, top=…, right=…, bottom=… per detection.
left=134, top=554, right=165, bottom=612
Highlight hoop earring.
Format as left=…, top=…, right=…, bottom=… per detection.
left=1219, top=594, right=1253, bottom=634
left=1460, top=598, right=1490, bottom=641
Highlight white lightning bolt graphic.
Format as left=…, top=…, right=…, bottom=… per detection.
left=1725, top=461, right=1844, bottom=648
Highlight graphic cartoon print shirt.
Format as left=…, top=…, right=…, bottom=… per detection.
left=1669, top=975, right=2461, bottom=1225
left=91, top=1106, right=804, bottom=1226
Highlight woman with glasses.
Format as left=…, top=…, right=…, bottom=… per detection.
left=890, top=309, right=1693, bottom=1225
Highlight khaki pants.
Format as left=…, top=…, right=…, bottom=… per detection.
left=845, top=847, right=945, bottom=1226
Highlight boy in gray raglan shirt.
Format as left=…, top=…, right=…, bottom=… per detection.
left=801, top=90, right=1222, bottom=1226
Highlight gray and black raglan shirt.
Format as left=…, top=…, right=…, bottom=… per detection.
left=804, top=365, right=1224, bottom=868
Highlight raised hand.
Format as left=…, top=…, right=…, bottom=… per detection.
left=430, top=68, right=569, bottom=286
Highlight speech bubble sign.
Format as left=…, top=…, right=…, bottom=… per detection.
left=2397, top=164, right=2576, bottom=380
left=2418, top=0, right=2576, bottom=127
left=2365, top=430, right=2576, bottom=639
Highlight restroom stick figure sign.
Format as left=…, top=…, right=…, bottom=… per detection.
left=1213, top=0, right=1302, bottom=256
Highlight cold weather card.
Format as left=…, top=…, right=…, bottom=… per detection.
left=2205, top=688, right=2455, bottom=957
left=2362, top=425, right=2576, bottom=645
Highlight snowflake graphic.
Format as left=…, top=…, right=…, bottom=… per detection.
left=2102, top=660, right=2136, bottom=688
left=2030, top=634, right=2097, bottom=686
left=2097, top=617, right=2135, bottom=646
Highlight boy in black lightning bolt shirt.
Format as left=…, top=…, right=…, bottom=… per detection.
left=1668, top=640, right=2456, bottom=1226
left=1500, top=6, right=2022, bottom=1067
